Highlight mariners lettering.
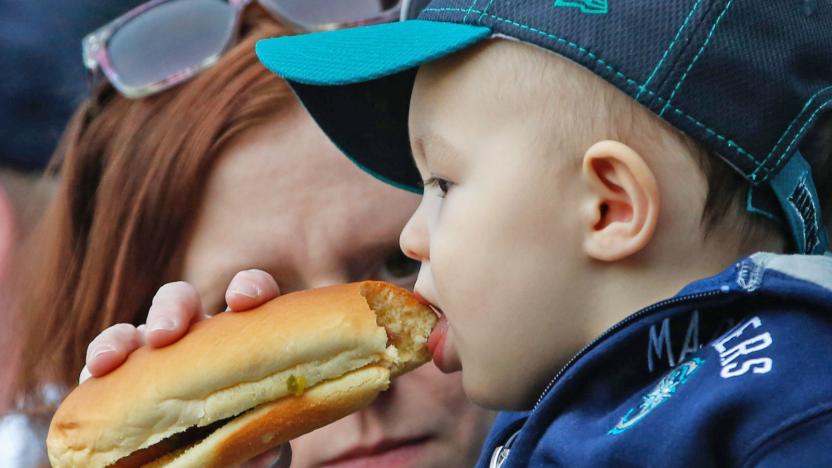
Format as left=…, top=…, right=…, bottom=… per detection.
left=647, top=311, right=700, bottom=372
left=711, top=316, right=773, bottom=378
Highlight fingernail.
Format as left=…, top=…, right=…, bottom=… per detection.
left=79, top=367, right=92, bottom=384
left=148, top=317, right=177, bottom=333
left=91, top=344, right=117, bottom=359
left=229, top=283, right=260, bottom=299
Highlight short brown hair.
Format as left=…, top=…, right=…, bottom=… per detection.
left=693, top=112, right=832, bottom=251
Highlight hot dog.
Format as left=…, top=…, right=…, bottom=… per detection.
left=46, top=281, right=437, bottom=467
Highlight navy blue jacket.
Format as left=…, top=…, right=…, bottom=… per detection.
left=478, top=253, right=832, bottom=467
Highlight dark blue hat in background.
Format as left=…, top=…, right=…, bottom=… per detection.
left=257, top=0, right=832, bottom=254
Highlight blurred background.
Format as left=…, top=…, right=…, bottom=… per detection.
left=1, top=1, right=144, bottom=169
left=0, top=0, right=144, bottom=456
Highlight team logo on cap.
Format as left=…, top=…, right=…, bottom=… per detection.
left=554, top=0, right=608, bottom=14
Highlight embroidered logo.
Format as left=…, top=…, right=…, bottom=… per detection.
left=554, top=0, right=609, bottom=14
left=609, top=358, right=703, bottom=434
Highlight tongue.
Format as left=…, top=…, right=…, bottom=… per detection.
left=427, top=313, right=448, bottom=359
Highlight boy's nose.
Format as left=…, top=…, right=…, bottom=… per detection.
left=399, top=204, right=429, bottom=262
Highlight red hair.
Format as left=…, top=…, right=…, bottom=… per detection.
left=10, top=6, right=293, bottom=410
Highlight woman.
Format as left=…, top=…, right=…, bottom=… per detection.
left=4, top=3, right=493, bottom=466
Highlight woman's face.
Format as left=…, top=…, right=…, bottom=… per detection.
left=181, top=103, right=493, bottom=468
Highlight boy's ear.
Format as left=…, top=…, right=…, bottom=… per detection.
left=580, top=140, right=659, bottom=262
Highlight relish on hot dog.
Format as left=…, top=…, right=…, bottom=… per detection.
left=46, top=281, right=437, bottom=467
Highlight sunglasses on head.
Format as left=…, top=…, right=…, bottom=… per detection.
left=83, top=0, right=432, bottom=99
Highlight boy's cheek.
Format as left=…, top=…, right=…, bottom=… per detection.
left=428, top=195, right=547, bottom=408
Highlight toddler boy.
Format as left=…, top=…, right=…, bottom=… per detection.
left=257, top=1, right=832, bottom=466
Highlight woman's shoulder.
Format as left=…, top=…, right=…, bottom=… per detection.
left=0, top=411, right=49, bottom=467
left=0, top=384, right=65, bottom=467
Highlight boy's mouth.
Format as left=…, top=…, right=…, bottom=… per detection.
left=413, top=291, right=451, bottom=372
left=427, top=312, right=449, bottom=371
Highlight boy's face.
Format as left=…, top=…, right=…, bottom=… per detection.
left=401, top=41, right=598, bottom=410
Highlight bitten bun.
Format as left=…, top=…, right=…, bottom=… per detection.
left=47, top=281, right=437, bottom=467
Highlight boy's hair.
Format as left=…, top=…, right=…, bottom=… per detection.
left=694, top=113, right=832, bottom=249
left=531, top=43, right=831, bottom=252
left=612, top=85, right=832, bottom=251
left=617, top=95, right=832, bottom=251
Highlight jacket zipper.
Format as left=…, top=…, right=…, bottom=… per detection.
left=532, top=289, right=729, bottom=411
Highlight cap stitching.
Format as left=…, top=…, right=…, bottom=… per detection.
left=751, top=86, right=832, bottom=180
left=477, top=0, right=498, bottom=23
left=635, top=0, right=705, bottom=101
left=752, top=98, right=832, bottom=181
left=667, top=108, right=752, bottom=161
left=423, top=5, right=831, bottom=183
left=658, top=0, right=734, bottom=118
left=423, top=7, right=758, bottom=166
left=766, top=86, right=832, bottom=158
left=463, top=0, right=481, bottom=23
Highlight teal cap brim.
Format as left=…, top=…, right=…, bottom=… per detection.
left=255, top=20, right=491, bottom=192
left=256, top=20, right=491, bottom=86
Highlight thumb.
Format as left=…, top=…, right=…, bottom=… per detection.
left=225, top=269, right=280, bottom=312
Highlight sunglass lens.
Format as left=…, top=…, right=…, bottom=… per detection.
left=261, top=0, right=398, bottom=28
left=108, top=0, right=236, bottom=92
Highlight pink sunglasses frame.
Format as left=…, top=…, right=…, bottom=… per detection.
left=83, top=0, right=403, bottom=98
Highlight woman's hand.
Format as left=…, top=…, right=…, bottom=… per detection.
left=78, top=269, right=290, bottom=468
left=79, top=269, right=280, bottom=382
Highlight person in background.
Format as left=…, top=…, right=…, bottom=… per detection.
left=4, top=2, right=493, bottom=467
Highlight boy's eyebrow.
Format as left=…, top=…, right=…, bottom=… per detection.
left=412, top=133, right=461, bottom=167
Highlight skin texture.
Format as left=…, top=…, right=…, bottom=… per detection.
left=400, top=40, right=759, bottom=411
left=82, top=103, right=493, bottom=467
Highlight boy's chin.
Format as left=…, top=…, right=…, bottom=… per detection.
left=462, top=372, right=540, bottom=412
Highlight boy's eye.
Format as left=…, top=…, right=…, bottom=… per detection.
left=422, top=176, right=453, bottom=198
left=377, top=250, right=420, bottom=287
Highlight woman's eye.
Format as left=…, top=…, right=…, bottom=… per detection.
left=377, top=250, right=420, bottom=286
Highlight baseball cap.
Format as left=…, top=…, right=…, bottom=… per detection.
left=256, top=0, right=832, bottom=254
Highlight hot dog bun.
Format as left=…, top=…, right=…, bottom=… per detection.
left=46, top=281, right=437, bottom=467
